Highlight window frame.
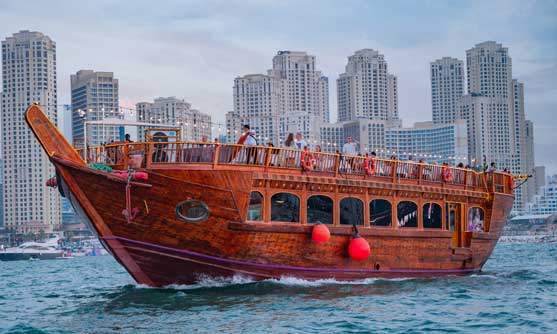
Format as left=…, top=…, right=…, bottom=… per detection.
left=396, top=200, right=418, bottom=228
left=247, top=191, right=264, bottom=222
left=340, top=196, right=364, bottom=226
left=467, top=206, right=486, bottom=232
left=306, top=194, right=334, bottom=225
left=270, top=192, right=300, bottom=223
left=422, top=202, right=443, bottom=229
left=369, top=198, right=392, bottom=228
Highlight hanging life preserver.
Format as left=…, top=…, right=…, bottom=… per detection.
left=442, top=165, right=453, bottom=183
left=364, top=156, right=376, bottom=176
left=301, top=150, right=315, bottom=171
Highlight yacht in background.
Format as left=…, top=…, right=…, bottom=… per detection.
left=0, top=236, right=63, bottom=261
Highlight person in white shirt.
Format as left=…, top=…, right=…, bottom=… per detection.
left=342, top=136, right=359, bottom=155
left=240, top=124, right=258, bottom=164
left=341, top=136, right=359, bottom=172
left=243, top=125, right=257, bottom=146
left=294, top=132, right=308, bottom=150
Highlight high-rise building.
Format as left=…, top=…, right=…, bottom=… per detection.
left=464, top=41, right=534, bottom=213
left=71, top=70, right=120, bottom=147
left=1, top=30, right=61, bottom=232
left=337, top=49, right=399, bottom=123
left=136, top=97, right=212, bottom=142
left=430, top=57, right=464, bottom=124
left=385, top=120, right=468, bottom=165
left=458, top=94, right=512, bottom=168
left=225, top=111, right=243, bottom=143
left=466, top=41, right=512, bottom=99
left=229, top=51, right=329, bottom=145
left=387, top=74, right=399, bottom=122
left=525, top=176, right=557, bottom=215
left=229, top=74, right=280, bottom=144
left=318, top=119, right=466, bottom=165
left=534, top=166, right=546, bottom=193
left=512, top=80, right=536, bottom=208
left=270, top=51, right=329, bottom=123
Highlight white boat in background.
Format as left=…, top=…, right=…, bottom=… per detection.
left=0, top=236, right=63, bottom=261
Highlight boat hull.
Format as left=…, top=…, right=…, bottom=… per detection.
left=0, top=253, right=61, bottom=261
left=24, top=104, right=514, bottom=287
left=55, top=161, right=510, bottom=286
left=102, top=235, right=479, bottom=286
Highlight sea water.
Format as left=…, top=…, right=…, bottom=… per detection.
left=1, top=243, right=556, bottom=334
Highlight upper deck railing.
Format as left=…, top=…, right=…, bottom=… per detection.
left=75, top=142, right=514, bottom=195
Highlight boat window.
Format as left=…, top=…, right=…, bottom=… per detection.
left=247, top=192, right=263, bottom=221
left=340, top=197, right=364, bottom=225
left=423, top=203, right=442, bottom=228
left=468, top=207, right=485, bottom=232
left=397, top=201, right=418, bottom=228
left=307, top=195, right=333, bottom=224
left=370, top=199, right=392, bottom=227
left=176, top=200, right=210, bottom=223
left=271, top=193, right=299, bottom=222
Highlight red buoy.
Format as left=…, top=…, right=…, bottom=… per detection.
left=113, top=171, right=149, bottom=181
left=45, top=177, right=57, bottom=187
left=133, top=172, right=149, bottom=181
left=311, top=223, right=330, bottom=243
left=348, top=235, right=371, bottom=261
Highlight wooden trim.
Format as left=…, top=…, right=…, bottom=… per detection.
left=228, top=221, right=453, bottom=238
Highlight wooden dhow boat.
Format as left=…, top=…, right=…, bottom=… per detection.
left=26, top=104, right=514, bottom=286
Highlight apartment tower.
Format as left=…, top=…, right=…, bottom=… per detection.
left=1, top=31, right=61, bottom=232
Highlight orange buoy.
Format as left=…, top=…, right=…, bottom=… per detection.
left=311, top=223, right=330, bottom=243
left=349, top=236, right=370, bottom=261
left=348, top=225, right=370, bottom=261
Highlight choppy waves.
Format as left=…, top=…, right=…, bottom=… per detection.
left=1, top=243, right=556, bottom=334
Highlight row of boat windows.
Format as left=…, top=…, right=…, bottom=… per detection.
left=248, top=192, right=484, bottom=230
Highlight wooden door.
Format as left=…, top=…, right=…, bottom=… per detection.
left=447, top=203, right=463, bottom=247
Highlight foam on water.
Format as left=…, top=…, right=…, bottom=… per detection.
left=1, top=243, right=556, bottom=334
left=151, top=274, right=421, bottom=290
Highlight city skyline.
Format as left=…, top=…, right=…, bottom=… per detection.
left=0, top=1, right=555, bottom=172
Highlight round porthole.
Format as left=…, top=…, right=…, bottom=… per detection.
left=176, top=200, right=210, bottom=223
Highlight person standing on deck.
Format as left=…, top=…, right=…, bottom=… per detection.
left=294, top=132, right=308, bottom=150
left=342, top=136, right=359, bottom=155
left=341, top=136, right=359, bottom=171
left=281, top=133, right=295, bottom=167
left=487, top=162, right=497, bottom=172
left=241, top=125, right=258, bottom=164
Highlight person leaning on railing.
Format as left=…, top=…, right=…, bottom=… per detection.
left=341, top=136, right=359, bottom=172
left=283, top=133, right=296, bottom=167
left=267, top=141, right=279, bottom=166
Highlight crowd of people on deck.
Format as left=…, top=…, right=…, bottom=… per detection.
left=233, top=124, right=507, bottom=176
left=96, top=124, right=509, bottom=178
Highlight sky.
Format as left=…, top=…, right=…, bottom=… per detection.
left=1, top=0, right=556, bottom=172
